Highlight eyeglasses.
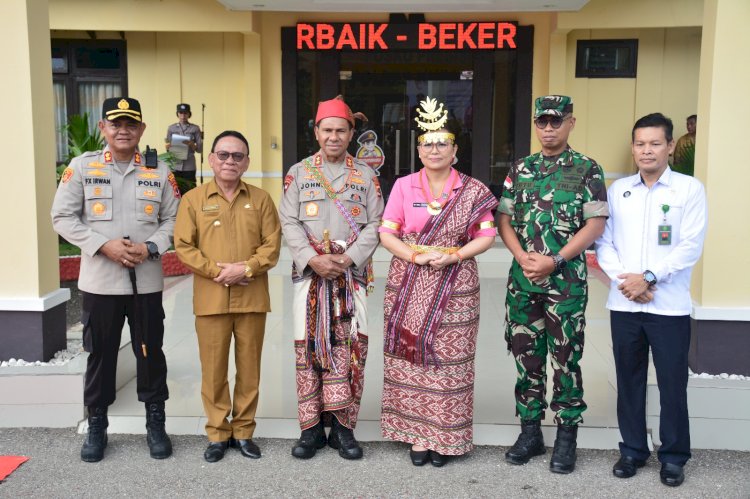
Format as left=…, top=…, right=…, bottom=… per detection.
left=534, top=115, right=570, bottom=129
left=105, top=121, right=140, bottom=132
left=214, top=151, right=247, bottom=162
left=418, top=141, right=453, bottom=152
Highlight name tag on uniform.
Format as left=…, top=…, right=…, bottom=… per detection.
left=413, top=202, right=427, bottom=208
left=202, top=204, right=219, bottom=212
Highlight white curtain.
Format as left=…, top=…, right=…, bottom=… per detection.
left=53, top=82, right=68, bottom=163
left=78, top=82, right=122, bottom=131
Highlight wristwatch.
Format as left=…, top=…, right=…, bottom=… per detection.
left=244, top=263, right=254, bottom=279
left=643, top=270, right=657, bottom=286
left=145, top=241, right=160, bottom=260
left=551, top=253, right=567, bottom=274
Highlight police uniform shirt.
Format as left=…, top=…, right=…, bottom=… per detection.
left=165, top=122, right=203, bottom=172
left=279, top=153, right=384, bottom=280
left=52, top=146, right=181, bottom=295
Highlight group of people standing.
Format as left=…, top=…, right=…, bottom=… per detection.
left=51, top=92, right=705, bottom=489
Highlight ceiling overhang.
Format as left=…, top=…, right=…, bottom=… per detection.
left=217, top=0, right=590, bottom=13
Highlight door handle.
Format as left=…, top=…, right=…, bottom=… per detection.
left=410, top=130, right=416, bottom=173
left=394, top=129, right=401, bottom=175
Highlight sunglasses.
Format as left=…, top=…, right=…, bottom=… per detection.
left=214, top=151, right=247, bottom=162
left=534, top=115, right=571, bottom=129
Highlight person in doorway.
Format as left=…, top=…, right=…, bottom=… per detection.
left=672, top=114, right=696, bottom=175
left=379, top=96, right=498, bottom=467
left=52, top=97, right=180, bottom=463
left=498, top=95, right=608, bottom=474
left=596, top=113, right=707, bottom=487
left=165, top=103, right=203, bottom=190
left=279, top=96, right=384, bottom=461
left=174, top=130, right=281, bottom=463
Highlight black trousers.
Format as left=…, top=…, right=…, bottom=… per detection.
left=81, top=292, right=169, bottom=408
left=610, top=311, right=691, bottom=466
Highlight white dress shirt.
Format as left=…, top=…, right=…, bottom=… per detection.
left=595, top=167, right=707, bottom=315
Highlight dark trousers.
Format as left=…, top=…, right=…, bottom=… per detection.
left=81, top=292, right=169, bottom=408
left=610, top=311, right=691, bottom=466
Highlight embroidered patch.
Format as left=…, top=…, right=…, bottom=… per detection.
left=142, top=189, right=157, bottom=198
left=167, top=172, right=181, bottom=199
left=138, top=172, right=160, bottom=179
left=284, top=174, right=294, bottom=192
left=144, top=204, right=154, bottom=215
left=350, top=177, right=365, bottom=185
left=93, top=187, right=102, bottom=196
left=87, top=169, right=107, bottom=177
left=351, top=206, right=361, bottom=217
left=92, top=202, right=106, bottom=216
left=373, top=176, right=382, bottom=197
left=305, top=202, right=319, bottom=217
left=61, top=167, right=74, bottom=184
left=350, top=193, right=362, bottom=203
left=87, top=161, right=105, bottom=168
left=104, top=151, right=112, bottom=163
left=134, top=152, right=142, bottom=165
left=352, top=169, right=362, bottom=176
left=503, top=175, right=513, bottom=189
left=305, top=190, right=321, bottom=198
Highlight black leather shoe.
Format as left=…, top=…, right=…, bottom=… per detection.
left=612, top=456, right=645, bottom=478
left=203, top=441, right=229, bottom=463
left=81, top=407, right=108, bottom=463
left=505, top=420, right=545, bottom=465
left=429, top=451, right=449, bottom=467
left=549, top=425, right=578, bottom=474
left=328, top=418, right=363, bottom=460
left=410, top=448, right=429, bottom=466
left=232, top=438, right=261, bottom=459
left=660, top=462, right=685, bottom=487
left=291, top=421, right=327, bottom=459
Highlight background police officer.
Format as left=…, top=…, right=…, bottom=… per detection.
left=165, top=103, right=202, bottom=189
left=498, top=95, right=608, bottom=474
left=52, top=97, right=180, bottom=463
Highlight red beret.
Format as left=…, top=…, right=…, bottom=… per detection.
left=315, top=97, right=355, bottom=127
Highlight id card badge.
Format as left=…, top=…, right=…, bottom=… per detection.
left=658, top=224, right=672, bottom=245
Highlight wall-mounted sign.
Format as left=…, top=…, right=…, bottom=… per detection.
left=297, top=22, right=517, bottom=51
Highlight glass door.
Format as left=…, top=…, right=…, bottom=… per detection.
left=339, top=52, right=473, bottom=200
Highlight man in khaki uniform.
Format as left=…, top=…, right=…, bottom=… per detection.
left=175, top=130, right=281, bottom=463
left=280, top=96, right=384, bottom=460
left=52, top=97, right=179, bottom=463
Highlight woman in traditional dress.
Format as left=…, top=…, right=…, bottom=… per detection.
left=379, top=96, right=498, bottom=467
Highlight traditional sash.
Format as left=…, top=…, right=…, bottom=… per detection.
left=384, top=174, right=498, bottom=366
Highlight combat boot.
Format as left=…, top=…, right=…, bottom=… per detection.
left=328, top=417, right=363, bottom=460
left=81, top=406, right=108, bottom=463
left=550, top=424, right=578, bottom=474
left=291, top=420, right=327, bottom=459
left=505, top=420, right=545, bottom=465
left=145, top=402, right=173, bottom=459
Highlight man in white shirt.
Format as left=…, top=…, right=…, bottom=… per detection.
left=595, top=113, right=707, bottom=488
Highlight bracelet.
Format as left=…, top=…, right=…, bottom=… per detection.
left=410, top=252, right=418, bottom=264
left=455, top=250, right=464, bottom=263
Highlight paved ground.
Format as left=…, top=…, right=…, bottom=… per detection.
left=0, top=428, right=748, bottom=498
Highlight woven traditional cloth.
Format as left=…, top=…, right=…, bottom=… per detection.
left=381, top=175, right=498, bottom=455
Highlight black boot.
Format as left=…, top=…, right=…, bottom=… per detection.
left=291, top=420, right=327, bottom=459
left=328, top=417, right=363, bottom=460
left=145, top=402, right=173, bottom=459
left=505, top=420, right=545, bottom=465
left=81, top=406, right=108, bottom=463
left=550, top=424, right=578, bottom=474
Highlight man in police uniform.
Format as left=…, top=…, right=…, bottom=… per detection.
left=498, top=95, right=608, bottom=473
left=165, top=103, right=202, bottom=188
left=52, top=97, right=180, bottom=463
left=279, top=96, right=384, bottom=460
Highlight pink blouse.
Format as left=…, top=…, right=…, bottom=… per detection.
left=378, top=169, right=497, bottom=238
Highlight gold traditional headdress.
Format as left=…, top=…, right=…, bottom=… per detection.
left=414, top=96, right=455, bottom=144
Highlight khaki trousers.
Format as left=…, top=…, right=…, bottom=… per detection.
left=195, top=312, right=266, bottom=441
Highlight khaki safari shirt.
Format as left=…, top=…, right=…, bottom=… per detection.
left=499, top=146, right=608, bottom=296
left=52, top=146, right=180, bottom=295
left=174, top=179, right=281, bottom=316
left=279, top=152, right=384, bottom=281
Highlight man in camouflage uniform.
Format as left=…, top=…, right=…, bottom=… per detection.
left=498, top=95, right=608, bottom=473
